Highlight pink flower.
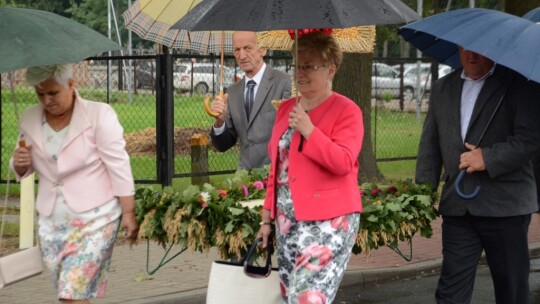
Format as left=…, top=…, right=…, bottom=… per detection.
left=253, top=180, right=265, bottom=190
left=242, top=184, right=249, bottom=197
left=277, top=209, right=292, bottom=234
left=71, top=218, right=84, bottom=228
left=82, top=261, right=99, bottom=278
left=330, top=215, right=349, bottom=232
left=295, top=244, right=333, bottom=272
left=297, top=290, right=327, bottom=304
left=198, top=192, right=210, bottom=208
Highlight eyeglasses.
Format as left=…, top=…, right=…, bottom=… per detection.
left=292, top=64, right=328, bottom=73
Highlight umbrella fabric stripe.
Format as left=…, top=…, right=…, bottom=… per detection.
left=188, top=31, right=234, bottom=54
left=122, top=0, right=233, bottom=53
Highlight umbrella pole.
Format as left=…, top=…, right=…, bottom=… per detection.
left=294, top=29, right=299, bottom=104
left=219, top=31, right=225, bottom=96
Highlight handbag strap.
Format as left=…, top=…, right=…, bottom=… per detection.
left=242, top=237, right=273, bottom=264
left=0, top=153, right=39, bottom=254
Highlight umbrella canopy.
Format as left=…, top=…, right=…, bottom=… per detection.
left=257, top=26, right=376, bottom=53
left=122, top=0, right=233, bottom=54
left=171, top=0, right=420, bottom=31
left=0, top=7, right=122, bottom=73
left=398, top=8, right=540, bottom=83
left=523, top=7, right=540, bottom=22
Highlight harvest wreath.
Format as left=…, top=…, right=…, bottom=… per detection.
left=135, top=167, right=438, bottom=260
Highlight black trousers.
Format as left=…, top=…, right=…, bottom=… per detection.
left=436, top=213, right=531, bottom=304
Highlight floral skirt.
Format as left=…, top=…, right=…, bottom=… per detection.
left=38, top=198, right=121, bottom=300
left=275, top=185, right=360, bottom=304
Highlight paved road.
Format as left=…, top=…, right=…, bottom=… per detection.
left=335, top=257, right=540, bottom=303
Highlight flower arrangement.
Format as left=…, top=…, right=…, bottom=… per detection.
left=135, top=166, right=438, bottom=260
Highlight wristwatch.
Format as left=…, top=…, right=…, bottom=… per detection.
left=260, top=221, right=272, bottom=225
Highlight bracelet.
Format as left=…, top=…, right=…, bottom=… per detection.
left=260, top=221, right=273, bottom=226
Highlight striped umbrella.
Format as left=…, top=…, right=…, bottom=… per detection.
left=122, top=0, right=233, bottom=54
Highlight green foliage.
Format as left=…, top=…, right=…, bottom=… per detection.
left=136, top=166, right=438, bottom=259
left=354, top=180, right=438, bottom=255
left=136, top=168, right=268, bottom=260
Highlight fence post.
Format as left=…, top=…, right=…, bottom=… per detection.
left=191, top=133, right=210, bottom=186
left=156, top=50, right=174, bottom=187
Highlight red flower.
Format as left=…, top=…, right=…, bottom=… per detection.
left=287, top=28, right=333, bottom=40
left=297, top=290, right=327, bottom=304
left=217, top=189, right=227, bottom=199
left=386, top=186, right=398, bottom=194
left=262, top=177, right=269, bottom=187
left=330, top=215, right=349, bottom=232
left=371, top=188, right=382, bottom=196
left=280, top=280, right=287, bottom=297
left=295, top=244, right=333, bottom=272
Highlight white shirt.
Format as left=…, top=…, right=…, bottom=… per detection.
left=213, top=63, right=268, bottom=135
left=460, top=66, right=495, bottom=142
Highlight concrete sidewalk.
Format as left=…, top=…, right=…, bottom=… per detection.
left=1, top=215, right=540, bottom=304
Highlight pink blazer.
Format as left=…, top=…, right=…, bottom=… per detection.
left=263, top=93, right=364, bottom=221
left=11, top=93, right=134, bottom=216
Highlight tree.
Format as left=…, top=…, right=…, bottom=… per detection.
left=333, top=53, right=384, bottom=182
left=506, top=0, right=540, bottom=16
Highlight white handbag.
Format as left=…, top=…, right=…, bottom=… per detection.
left=0, top=246, right=43, bottom=288
left=206, top=238, right=281, bottom=304
left=0, top=163, right=44, bottom=289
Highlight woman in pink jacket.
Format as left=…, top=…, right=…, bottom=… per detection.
left=256, top=31, right=364, bottom=303
left=10, top=64, right=138, bottom=303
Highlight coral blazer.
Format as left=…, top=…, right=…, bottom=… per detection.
left=263, top=93, right=364, bottom=221
left=11, top=93, right=134, bottom=216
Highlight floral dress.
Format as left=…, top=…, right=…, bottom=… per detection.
left=275, top=128, right=360, bottom=304
left=37, top=121, right=121, bottom=300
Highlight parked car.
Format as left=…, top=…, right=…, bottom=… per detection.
left=372, top=62, right=416, bottom=102
left=173, top=63, right=243, bottom=95
left=393, top=62, right=453, bottom=93
left=135, top=61, right=156, bottom=90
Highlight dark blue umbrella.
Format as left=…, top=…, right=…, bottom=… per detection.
left=399, top=8, right=540, bottom=200
left=523, top=7, right=540, bottom=22
left=398, top=8, right=540, bottom=83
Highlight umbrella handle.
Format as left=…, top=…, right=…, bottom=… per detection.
left=454, top=169, right=480, bottom=200
left=203, top=95, right=220, bottom=118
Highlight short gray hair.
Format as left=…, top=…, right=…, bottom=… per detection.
left=26, top=64, right=73, bottom=87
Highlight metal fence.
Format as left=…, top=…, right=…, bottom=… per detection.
left=0, top=54, right=440, bottom=185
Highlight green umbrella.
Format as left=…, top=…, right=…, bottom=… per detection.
left=0, top=7, right=123, bottom=73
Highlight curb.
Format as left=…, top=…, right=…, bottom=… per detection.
left=132, top=242, right=540, bottom=304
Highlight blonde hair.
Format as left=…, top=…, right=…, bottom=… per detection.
left=26, top=64, right=73, bottom=87
left=291, top=31, right=343, bottom=70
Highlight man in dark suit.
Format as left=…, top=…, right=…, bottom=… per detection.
left=416, top=46, right=540, bottom=304
left=209, top=31, right=291, bottom=169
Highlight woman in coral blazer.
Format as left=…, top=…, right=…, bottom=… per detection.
left=256, top=31, right=364, bottom=303
left=10, top=64, right=137, bottom=303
